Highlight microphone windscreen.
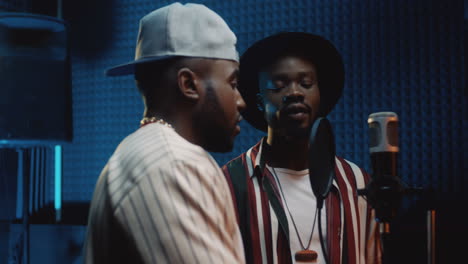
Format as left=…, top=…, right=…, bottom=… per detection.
left=368, top=112, right=399, bottom=153
left=309, top=117, right=335, bottom=208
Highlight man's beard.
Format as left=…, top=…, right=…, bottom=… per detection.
left=194, top=84, right=234, bottom=153
left=281, top=122, right=312, bottom=139
left=277, top=110, right=314, bottom=139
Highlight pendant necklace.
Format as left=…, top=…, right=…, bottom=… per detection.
left=272, top=167, right=319, bottom=263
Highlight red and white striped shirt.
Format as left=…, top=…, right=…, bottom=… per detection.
left=222, top=139, right=381, bottom=264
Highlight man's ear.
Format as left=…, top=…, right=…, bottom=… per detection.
left=177, top=68, right=200, bottom=101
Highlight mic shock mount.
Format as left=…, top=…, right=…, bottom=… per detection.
left=358, top=177, right=434, bottom=264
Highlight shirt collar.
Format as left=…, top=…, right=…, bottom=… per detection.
left=251, top=137, right=340, bottom=191
left=251, top=137, right=269, bottom=178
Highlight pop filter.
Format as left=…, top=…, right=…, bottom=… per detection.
left=309, top=117, right=336, bottom=209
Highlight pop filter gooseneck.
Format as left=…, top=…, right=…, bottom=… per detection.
left=309, top=117, right=336, bottom=264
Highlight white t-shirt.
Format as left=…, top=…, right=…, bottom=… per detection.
left=270, top=166, right=327, bottom=264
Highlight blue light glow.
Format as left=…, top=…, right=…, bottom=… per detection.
left=54, top=145, right=61, bottom=211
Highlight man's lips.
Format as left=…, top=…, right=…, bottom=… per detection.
left=279, top=103, right=311, bottom=121
left=281, top=103, right=310, bottom=116
left=234, top=115, right=243, bottom=134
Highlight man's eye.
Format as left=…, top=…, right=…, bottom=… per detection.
left=268, top=81, right=285, bottom=90
left=301, top=79, right=316, bottom=88
left=263, top=81, right=281, bottom=91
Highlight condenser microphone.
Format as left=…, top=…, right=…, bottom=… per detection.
left=366, top=111, right=404, bottom=222
left=368, top=112, right=399, bottom=178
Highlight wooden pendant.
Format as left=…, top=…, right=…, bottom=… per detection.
left=295, top=249, right=318, bottom=262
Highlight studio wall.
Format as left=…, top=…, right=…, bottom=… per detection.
left=0, top=0, right=465, bottom=263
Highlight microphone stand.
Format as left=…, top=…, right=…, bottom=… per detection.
left=358, top=176, right=434, bottom=264
left=358, top=175, right=404, bottom=264
left=424, top=188, right=437, bottom=264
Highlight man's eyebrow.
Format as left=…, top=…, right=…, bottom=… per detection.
left=297, top=71, right=317, bottom=77
left=271, top=71, right=316, bottom=79
left=228, top=69, right=240, bottom=80
left=271, top=73, right=288, bottom=79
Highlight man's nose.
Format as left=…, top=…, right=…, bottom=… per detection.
left=236, top=89, right=246, bottom=112
left=282, top=83, right=304, bottom=103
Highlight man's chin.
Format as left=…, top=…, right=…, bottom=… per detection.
left=204, top=136, right=234, bottom=153
left=206, top=143, right=233, bottom=153
left=285, top=125, right=311, bottom=138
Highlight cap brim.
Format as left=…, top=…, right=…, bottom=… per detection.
left=105, top=55, right=176, bottom=76
left=239, top=32, right=345, bottom=132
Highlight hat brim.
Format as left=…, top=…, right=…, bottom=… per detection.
left=239, top=32, right=345, bottom=132
left=105, top=55, right=176, bottom=76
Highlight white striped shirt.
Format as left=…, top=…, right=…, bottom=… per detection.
left=84, top=123, right=245, bottom=264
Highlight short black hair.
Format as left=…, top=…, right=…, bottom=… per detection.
left=134, top=57, right=181, bottom=95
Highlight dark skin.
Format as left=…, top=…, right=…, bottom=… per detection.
left=139, top=57, right=245, bottom=152
left=258, top=55, right=320, bottom=170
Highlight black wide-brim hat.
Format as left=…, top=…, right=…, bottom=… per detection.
left=239, top=32, right=345, bottom=132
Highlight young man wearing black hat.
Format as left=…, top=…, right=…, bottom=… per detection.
left=223, top=32, right=381, bottom=264
left=84, top=3, right=246, bottom=264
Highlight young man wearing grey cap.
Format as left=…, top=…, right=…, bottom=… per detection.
left=223, top=32, right=381, bottom=264
left=84, top=3, right=246, bottom=264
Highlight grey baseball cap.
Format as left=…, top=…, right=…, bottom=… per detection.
left=106, top=2, right=239, bottom=76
